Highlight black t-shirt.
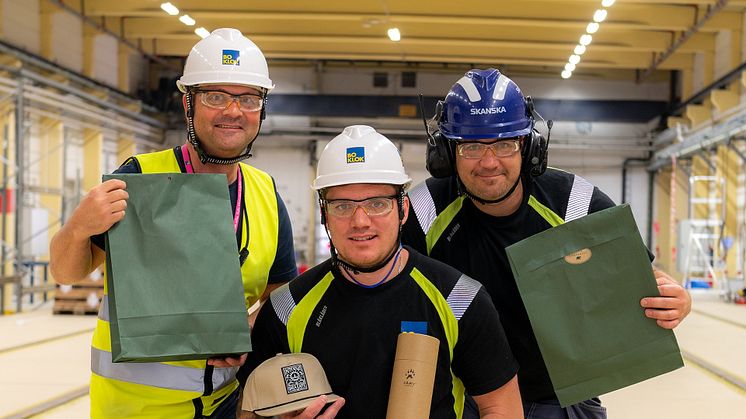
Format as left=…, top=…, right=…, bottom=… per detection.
left=244, top=247, right=517, bottom=419
left=402, top=169, right=616, bottom=402
left=91, top=146, right=297, bottom=284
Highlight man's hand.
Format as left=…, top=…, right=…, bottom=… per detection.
left=640, top=269, right=692, bottom=329
left=207, top=353, right=247, bottom=368
left=68, top=179, right=129, bottom=238
left=279, top=395, right=345, bottom=419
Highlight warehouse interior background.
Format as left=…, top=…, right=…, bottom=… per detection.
left=0, top=0, right=745, bottom=418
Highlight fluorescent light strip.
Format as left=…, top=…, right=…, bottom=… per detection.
left=160, top=2, right=179, bottom=16
left=561, top=1, right=614, bottom=78
left=179, top=14, right=195, bottom=26
left=195, top=27, right=210, bottom=38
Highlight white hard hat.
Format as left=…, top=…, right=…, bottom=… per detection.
left=177, top=28, right=274, bottom=93
left=313, top=125, right=411, bottom=190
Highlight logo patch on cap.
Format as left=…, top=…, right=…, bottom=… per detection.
left=346, top=147, right=365, bottom=163
left=222, top=49, right=240, bottom=65
left=281, top=363, right=309, bottom=394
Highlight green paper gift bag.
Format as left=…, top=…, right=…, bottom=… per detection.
left=104, top=173, right=251, bottom=363
left=506, top=204, right=683, bottom=407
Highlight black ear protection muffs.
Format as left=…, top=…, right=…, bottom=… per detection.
left=426, top=131, right=456, bottom=178
left=521, top=96, right=550, bottom=177
left=422, top=99, right=456, bottom=178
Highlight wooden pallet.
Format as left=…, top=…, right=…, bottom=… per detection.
left=53, top=276, right=104, bottom=316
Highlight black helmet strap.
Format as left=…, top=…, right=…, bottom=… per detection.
left=184, top=88, right=263, bottom=165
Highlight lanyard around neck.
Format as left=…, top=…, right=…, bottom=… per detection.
left=181, top=145, right=242, bottom=233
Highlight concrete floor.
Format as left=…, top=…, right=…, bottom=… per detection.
left=0, top=294, right=744, bottom=419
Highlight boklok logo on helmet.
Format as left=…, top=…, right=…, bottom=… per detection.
left=470, top=106, right=507, bottom=115
left=222, top=49, right=240, bottom=65
left=346, top=147, right=365, bottom=163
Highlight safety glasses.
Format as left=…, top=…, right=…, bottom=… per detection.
left=196, top=90, right=264, bottom=112
left=325, top=195, right=398, bottom=218
left=456, top=138, right=521, bottom=159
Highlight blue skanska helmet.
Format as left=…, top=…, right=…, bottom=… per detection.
left=438, top=68, right=532, bottom=140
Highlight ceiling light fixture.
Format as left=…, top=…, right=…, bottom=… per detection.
left=160, top=2, right=179, bottom=16
left=195, top=27, right=210, bottom=39
left=565, top=62, right=576, bottom=72
left=601, top=0, right=616, bottom=7
left=586, top=22, right=599, bottom=34
left=387, top=27, right=401, bottom=42
left=579, top=34, right=593, bottom=46
left=179, top=14, right=195, bottom=26
left=569, top=54, right=581, bottom=64
left=574, top=45, right=586, bottom=55
left=593, top=9, right=608, bottom=22
left=561, top=70, right=572, bottom=79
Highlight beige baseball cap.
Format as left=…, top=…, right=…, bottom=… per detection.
left=242, top=353, right=340, bottom=416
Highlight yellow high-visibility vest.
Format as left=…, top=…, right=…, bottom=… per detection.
left=90, top=148, right=279, bottom=418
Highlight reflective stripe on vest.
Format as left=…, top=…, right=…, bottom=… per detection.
left=411, top=174, right=594, bottom=248
left=90, top=148, right=277, bottom=416
left=565, top=175, right=594, bottom=222
left=91, top=345, right=236, bottom=392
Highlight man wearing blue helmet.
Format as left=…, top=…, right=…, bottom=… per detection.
left=402, top=69, right=691, bottom=418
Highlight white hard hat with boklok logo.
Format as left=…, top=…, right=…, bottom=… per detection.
left=177, top=28, right=274, bottom=92
left=312, top=125, right=412, bottom=191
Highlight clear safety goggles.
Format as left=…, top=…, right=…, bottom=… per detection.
left=196, top=90, right=264, bottom=112
left=325, top=195, right=398, bottom=218
left=456, top=138, right=522, bottom=159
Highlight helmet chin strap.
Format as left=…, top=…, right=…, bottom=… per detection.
left=322, top=193, right=405, bottom=275
left=185, top=90, right=262, bottom=165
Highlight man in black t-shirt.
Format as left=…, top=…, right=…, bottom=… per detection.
left=243, top=125, right=522, bottom=418
left=402, top=69, right=692, bottom=419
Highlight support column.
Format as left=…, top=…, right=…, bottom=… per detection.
left=116, top=136, right=136, bottom=166
left=654, top=169, right=675, bottom=275
left=39, top=118, right=64, bottom=262
left=83, top=129, right=103, bottom=192
left=0, top=111, right=15, bottom=313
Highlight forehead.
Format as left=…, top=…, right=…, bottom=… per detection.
left=325, top=183, right=398, bottom=200
left=197, top=84, right=262, bottom=95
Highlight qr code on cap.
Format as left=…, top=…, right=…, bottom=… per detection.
left=281, top=363, right=309, bottom=394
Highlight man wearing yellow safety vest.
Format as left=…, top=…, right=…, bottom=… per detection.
left=50, top=28, right=298, bottom=418
left=243, top=126, right=523, bottom=418
left=401, top=69, right=692, bottom=419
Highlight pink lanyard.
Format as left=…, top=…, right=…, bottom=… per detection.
left=181, top=145, right=242, bottom=232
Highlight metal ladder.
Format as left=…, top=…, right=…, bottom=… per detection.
left=681, top=175, right=732, bottom=299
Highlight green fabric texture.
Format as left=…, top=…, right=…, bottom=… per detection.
left=506, top=204, right=683, bottom=407
left=104, top=173, right=251, bottom=363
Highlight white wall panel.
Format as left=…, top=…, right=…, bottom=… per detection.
left=249, top=141, right=314, bottom=265
left=2, top=0, right=40, bottom=53
left=50, top=10, right=82, bottom=72
left=515, top=77, right=669, bottom=101
left=127, top=52, right=146, bottom=94
left=92, top=33, right=118, bottom=87
left=271, top=67, right=317, bottom=94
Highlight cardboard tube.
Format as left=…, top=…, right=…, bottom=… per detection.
left=386, top=332, right=440, bottom=419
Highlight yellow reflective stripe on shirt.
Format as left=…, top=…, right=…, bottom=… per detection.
left=287, top=272, right=335, bottom=352
left=425, top=196, right=466, bottom=255
left=410, top=267, right=465, bottom=418
left=527, top=195, right=564, bottom=227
